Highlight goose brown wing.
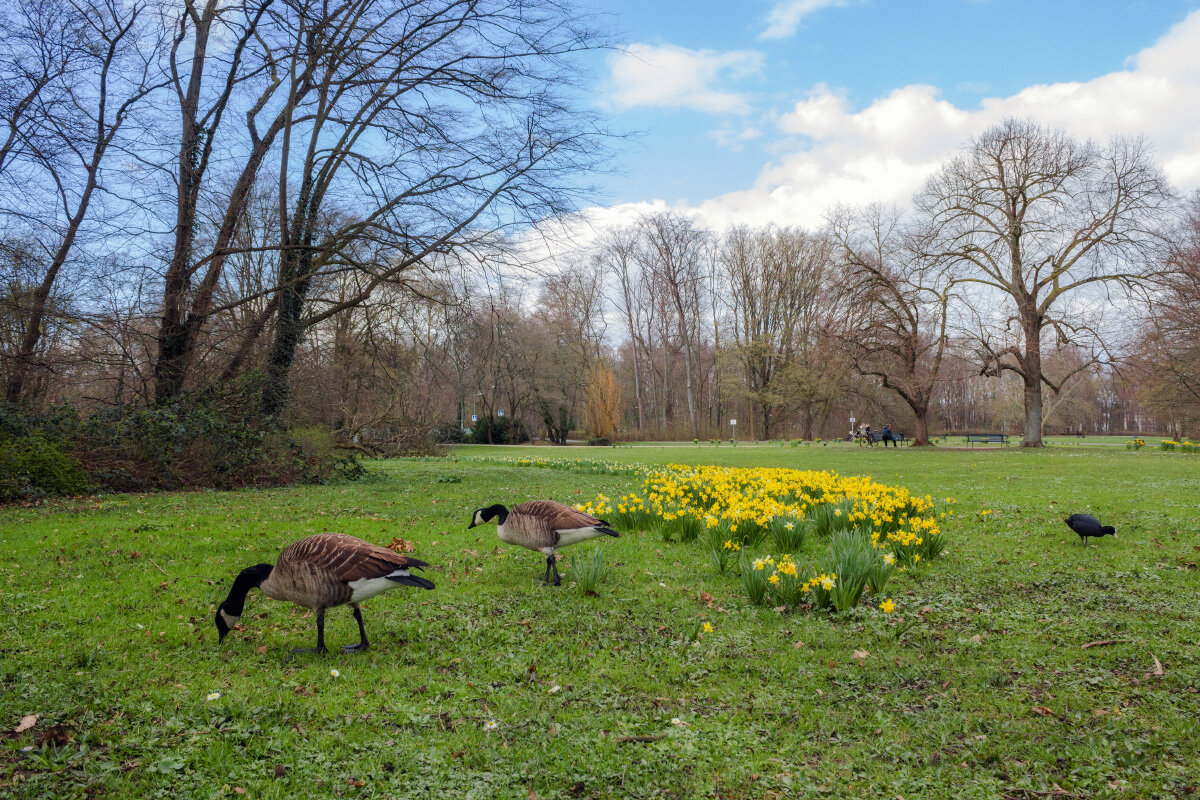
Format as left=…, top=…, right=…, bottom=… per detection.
left=278, top=533, right=429, bottom=581
left=513, top=500, right=606, bottom=531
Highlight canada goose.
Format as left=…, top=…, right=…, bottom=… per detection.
left=214, top=533, right=435, bottom=653
left=1064, top=514, right=1117, bottom=546
left=468, top=500, right=619, bottom=585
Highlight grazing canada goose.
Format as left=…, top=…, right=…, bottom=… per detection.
left=1064, top=513, right=1117, bottom=546
left=214, top=533, right=435, bottom=653
left=468, top=500, right=619, bottom=585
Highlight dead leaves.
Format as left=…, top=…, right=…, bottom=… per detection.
left=14, top=714, right=38, bottom=733
left=385, top=537, right=417, bottom=553
left=1149, top=654, right=1165, bottom=677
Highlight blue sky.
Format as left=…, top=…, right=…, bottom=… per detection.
left=580, top=0, right=1200, bottom=218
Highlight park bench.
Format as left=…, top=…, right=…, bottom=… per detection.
left=854, top=431, right=906, bottom=446
left=965, top=433, right=1009, bottom=446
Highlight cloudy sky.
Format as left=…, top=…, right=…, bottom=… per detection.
left=581, top=0, right=1200, bottom=230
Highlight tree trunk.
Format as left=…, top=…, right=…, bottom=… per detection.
left=682, top=340, right=698, bottom=438
left=1021, top=311, right=1044, bottom=447
left=260, top=243, right=314, bottom=419
left=911, top=409, right=930, bottom=446
left=631, top=346, right=645, bottom=431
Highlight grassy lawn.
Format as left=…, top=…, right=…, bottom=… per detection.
left=2, top=443, right=1199, bottom=799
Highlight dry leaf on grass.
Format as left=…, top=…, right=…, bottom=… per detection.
left=852, top=649, right=870, bottom=660
left=15, top=714, right=38, bottom=733
left=385, top=537, right=417, bottom=553
left=1149, top=654, right=1164, bottom=677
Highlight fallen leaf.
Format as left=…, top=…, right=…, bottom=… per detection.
left=1082, top=640, right=1118, bottom=649
left=15, top=714, right=38, bottom=733
left=852, top=649, right=869, bottom=660
left=1031, top=706, right=1055, bottom=717
left=256, top=645, right=269, bottom=654
left=385, top=537, right=416, bottom=553
left=1150, top=654, right=1165, bottom=677
left=792, top=640, right=804, bottom=649
left=528, top=789, right=539, bottom=800
left=38, top=724, right=70, bottom=747
left=969, top=634, right=982, bottom=643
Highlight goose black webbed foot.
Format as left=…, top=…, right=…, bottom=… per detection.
left=342, top=642, right=369, bottom=654
left=290, top=646, right=328, bottom=655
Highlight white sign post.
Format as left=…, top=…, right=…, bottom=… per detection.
left=497, top=408, right=505, bottom=417
left=730, top=418, right=737, bottom=445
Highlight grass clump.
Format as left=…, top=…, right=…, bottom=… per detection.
left=567, top=547, right=611, bottom=594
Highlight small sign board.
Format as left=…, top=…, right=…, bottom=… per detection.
left=471, top=414, right=478, bottom=423
left=497, top=408, right=505, bottom=417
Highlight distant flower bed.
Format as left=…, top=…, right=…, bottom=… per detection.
left=468, top=455, right=644, bottom=476
left=575, top=464, right=950, bottom=614
left=1126, top=439, right=1146, bottom=451
left=1160, top=440, right=1200, bottom=453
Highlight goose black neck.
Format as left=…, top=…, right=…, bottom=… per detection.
left=221, top=563, right=272, bottom=616
left=485, top=504, right=508, bottom=525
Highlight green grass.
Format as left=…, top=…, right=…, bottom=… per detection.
left=2, top=444, right=1199, bottom=799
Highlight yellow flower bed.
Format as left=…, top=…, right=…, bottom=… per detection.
left=577, top=463, right=943, bottom=555
left=575, top=463, right=949, bottom=613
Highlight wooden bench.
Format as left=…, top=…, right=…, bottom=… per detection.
left=965, top=433, right=1009, bottom=446
left=854, top=431, right=906, bottom=446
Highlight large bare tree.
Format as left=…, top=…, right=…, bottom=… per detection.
left=917, top=118, right=1172, bottom=446
left=830, top=205, right=954, bottom=446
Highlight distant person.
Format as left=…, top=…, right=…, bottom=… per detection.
left=881, top=423, right=897, bottom=447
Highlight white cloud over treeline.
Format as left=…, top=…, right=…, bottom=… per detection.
left=596, top=9, right=1200, bottom=233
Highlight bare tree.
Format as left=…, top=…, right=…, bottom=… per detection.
left=531, top=262, right=605, bottom=443
left=636, top=212, right=708, bottom=438
left=1131, top=191, right=1200, bottom=437
left=596, top=225, right=647, bottom=431
left=0, top=0, right=162, bottom=403
left=917, top=118, right=1172, bottom=446
left=829, top=205, right=954, bottom=446
left=720, top=225, right=833, bottom=440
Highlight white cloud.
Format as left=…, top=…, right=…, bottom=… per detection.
left=690, top=8, right=1200, bottom=228
left=710, top=125, right=763, bottom=151
left=555, top=6, right=1200, bottom=257
left=603, top=43, right=764, bottom=114
left=760, top=0, right=853, bottom=41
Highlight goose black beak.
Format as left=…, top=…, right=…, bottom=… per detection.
left=467, top=520, right=477, bottom=529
